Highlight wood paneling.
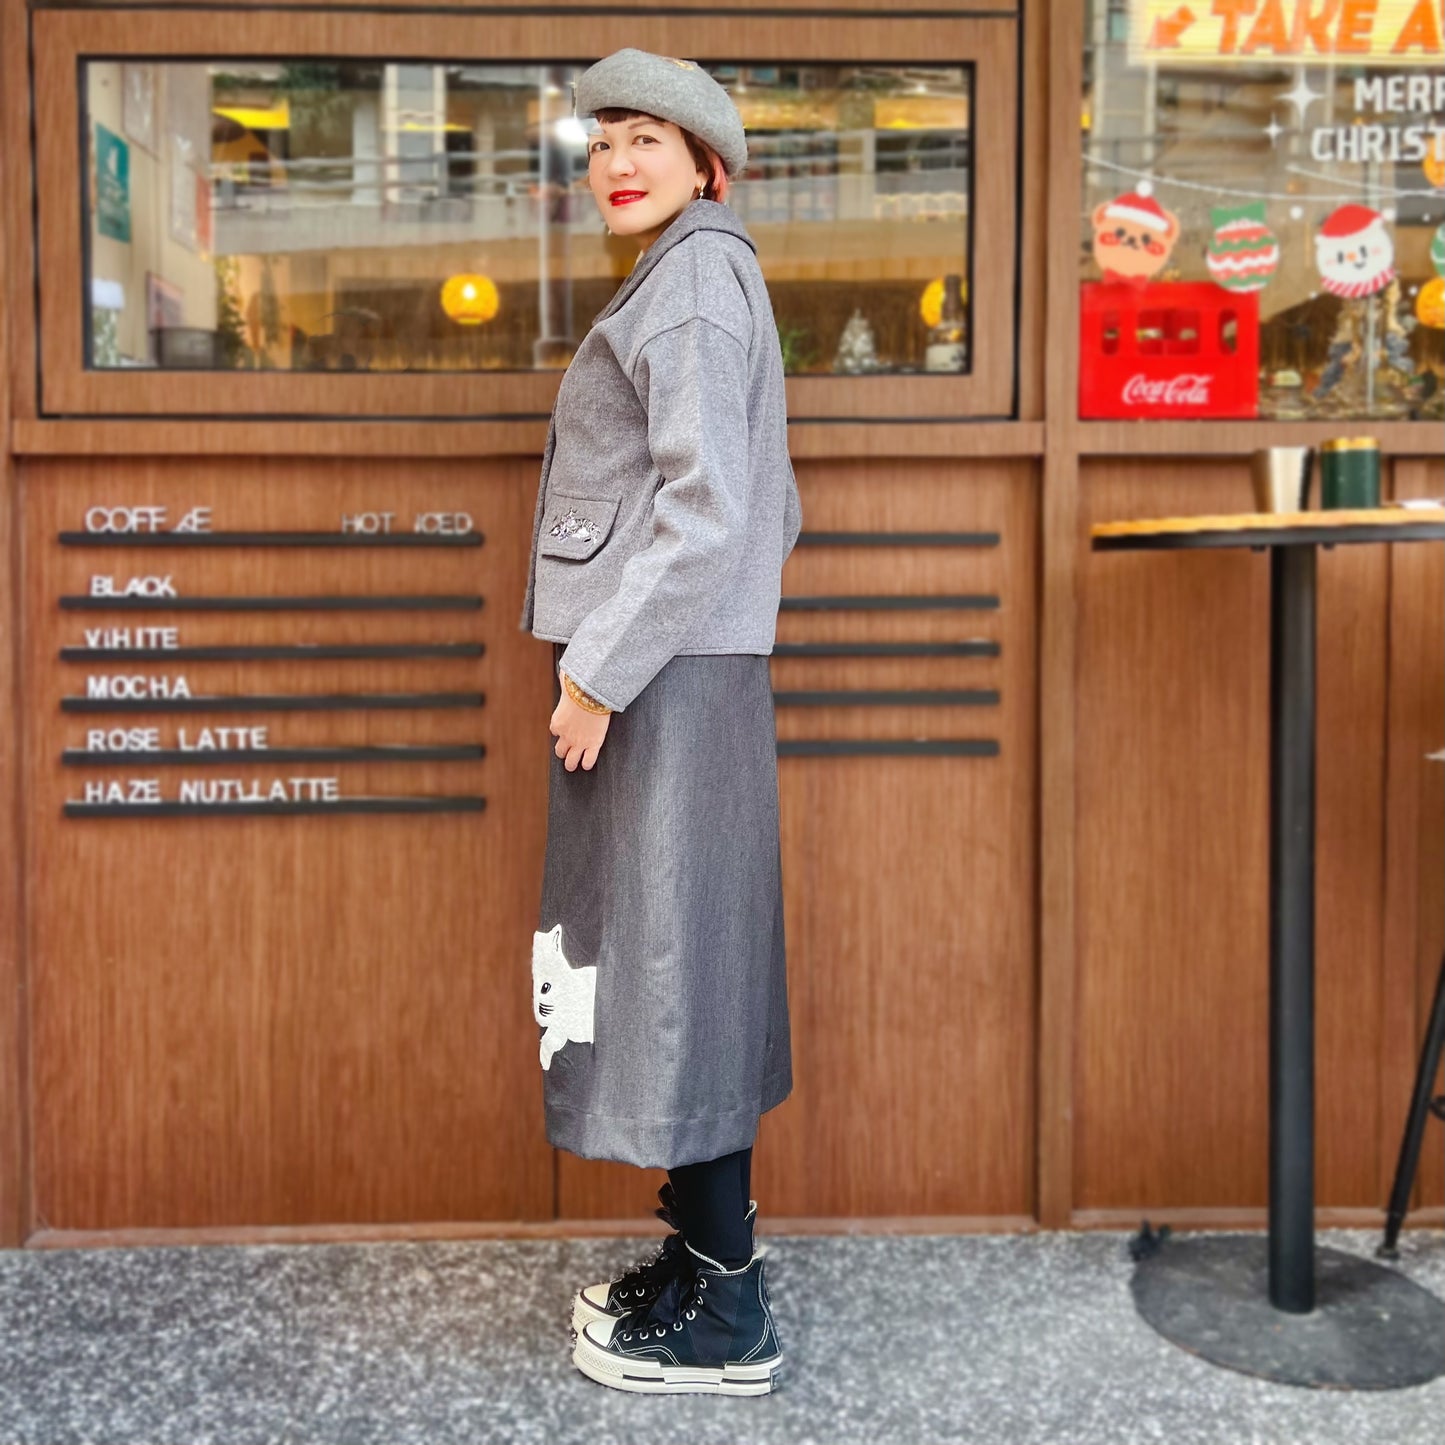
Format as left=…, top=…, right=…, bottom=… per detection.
left=13, top=421, right=1046, bottom=461
left=33, top=10, right=1018, bottom=420
left=1078, top=421, right=1444, bottom=459
left=1014, top=0, right=1048, bottom=423
left=1036, top=0, right=1085, bottom=1231
left=39, top=0, right=1021, bottom=11
left=27, top=1213, right=1041, bottom=1250
left=2, top=0, right=1442, bottom=1242
left=0, top=37, right=27, bottom=1247
left=560, top=459, right=1040, bottom=1220
left=3, top=0, right=32, bottom=427
left=21, top=421, right=1444, bottom=465
left=20, top=458, right=555, bottom=1227
left=1076, top=461, right=1394, bottom=1211
left=1382, top=460, right=1445, bottom=1217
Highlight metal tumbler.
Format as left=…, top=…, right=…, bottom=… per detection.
left=1319, top=437, right=1381, bottom=510
left=1250, top=446, right=1313, bottom=514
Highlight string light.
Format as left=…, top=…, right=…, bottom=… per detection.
left=1086, top=154, right=1443, bottom=205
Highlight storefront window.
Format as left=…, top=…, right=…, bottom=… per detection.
left=83, top=60, right=972, bottom=376
left=1080, top=0, right=1444, bottom=421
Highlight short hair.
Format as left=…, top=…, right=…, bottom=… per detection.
left=591, top=108, right=731, bottom=204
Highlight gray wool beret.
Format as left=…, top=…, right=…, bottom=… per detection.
left=573, top=48, right=748, bottom=178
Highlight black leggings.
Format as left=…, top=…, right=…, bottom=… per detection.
left=667, top=1145, right=754, bottom=1269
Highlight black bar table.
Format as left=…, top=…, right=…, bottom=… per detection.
left=1092, top=507, right=1445, bottom=1391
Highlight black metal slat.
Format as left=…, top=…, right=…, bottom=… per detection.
left=64, top=797, right=487, bottom=819
left=780, top=595, right=998, bottom=611
left=63, top=746, right=486, bottom=766
left=776, top=740, right=999, bottom=758
left=60, top=596, right=484, bottom=611
left=773, top=689, right=999, bottom=707
left=59, top=592, right=485, bottom=609
left=795, top=531, right=1000, bottom=547
left=62, top=693, right=485, bottom=714
left=60, top=644, right=485, bottom=661
left=59, top=532, right=484, bottom=547
left=771, top=641, right=1000, bottom=658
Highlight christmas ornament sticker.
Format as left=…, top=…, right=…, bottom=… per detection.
left=1091, top=191, right=1180, bottom=288
left=1431, top=221, right=1445, bottom=279
left=1314, top=204, right=1396, bottom=299
left=1206, top=203, right=1281, bottom=293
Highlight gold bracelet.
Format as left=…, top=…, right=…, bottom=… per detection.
left=560, top=669, right=613, bottom=715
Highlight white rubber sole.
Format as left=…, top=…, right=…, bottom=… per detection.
left=570, top=1289, right=619, bottom=1339
left=572, top=1328, right=783, bottom=1396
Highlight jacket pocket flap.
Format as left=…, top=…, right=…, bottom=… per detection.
left=537, top=493, right=621, bottom=560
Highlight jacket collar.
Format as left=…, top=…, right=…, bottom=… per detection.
left=592, top=198, right=755, bottom=326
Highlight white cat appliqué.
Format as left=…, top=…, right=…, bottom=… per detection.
left=532, top=923, right=597, bottom=1070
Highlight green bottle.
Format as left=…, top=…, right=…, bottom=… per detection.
left=1319, top=437, right=1380, bottom=510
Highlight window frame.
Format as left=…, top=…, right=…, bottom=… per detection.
left=35, top=9, right=1020, bottom=419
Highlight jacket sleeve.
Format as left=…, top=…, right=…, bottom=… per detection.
left=557, top=316, right=750, bottom=712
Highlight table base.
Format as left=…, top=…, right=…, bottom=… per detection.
left=1130, top=1235, right=1445, bottom=1389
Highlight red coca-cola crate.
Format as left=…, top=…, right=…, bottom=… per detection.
left=1079, top=281, right=1259, bottom=419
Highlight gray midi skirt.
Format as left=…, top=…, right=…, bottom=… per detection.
left=532, top=642, right=793, bottom=1169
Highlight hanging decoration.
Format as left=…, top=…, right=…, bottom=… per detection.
left=440, top=273, right=499, bottom=325
left=1432, top=221, right=1445, bottom=279
left=1313, top=204, right=1396, bottom=299
left=1091, top=191, right=1180, bottom=288
left=1205, top=202, right=1280, bottom=293
left=1417, top=277, right=1445, bottom=329
left=919, top=276, right=969, bottom=329
left=1085, top=148, right=1442, bottom=208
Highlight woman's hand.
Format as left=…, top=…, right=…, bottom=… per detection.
left=550, top=683, right=612, bottom=771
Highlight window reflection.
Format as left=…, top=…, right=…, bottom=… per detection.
left=1081, top=0, right=1445, bottom=421
left=84, top=60, right=972, bottom=376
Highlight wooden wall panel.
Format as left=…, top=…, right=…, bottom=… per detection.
left=1036, top=0, right=1084, bottom=1230
left=560, top=460, right=1040, bottom=1221
left=3, top=0, right=1439, bottom=1241
left=3, top=0, right=32, bottom=427
left=1076, top=461, right=1392, bottom=1212
left=1383, top=460, right=1445, bottom=1217
left=39, top=0, right=1021, bottom=11
left=21, top=458, right=555, bottom=1228
left=0, top=41, right=25, bottom=1246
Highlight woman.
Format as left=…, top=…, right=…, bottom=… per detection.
left=518, top=47, right=801, bottom=1396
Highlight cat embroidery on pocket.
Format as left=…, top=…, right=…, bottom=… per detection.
left=532, top=923, right=597, bottom=1070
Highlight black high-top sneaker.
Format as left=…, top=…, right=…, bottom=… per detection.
left=572, top=1240, right=783, bottom=1396
left=571, top=1187, right=757, bottom=1337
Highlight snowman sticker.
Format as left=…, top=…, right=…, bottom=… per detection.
left=1314, top=204, right=1395, bottom=299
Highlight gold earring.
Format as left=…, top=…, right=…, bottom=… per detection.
left=695, top=183, right=705, bottom=199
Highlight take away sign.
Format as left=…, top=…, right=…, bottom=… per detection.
left=1129, top=0, right=1444, bottom=66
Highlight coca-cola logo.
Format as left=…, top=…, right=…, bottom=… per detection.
left=1121, top=373, right=1212, bottom=406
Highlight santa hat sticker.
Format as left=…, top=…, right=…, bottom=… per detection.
left=1317, top=203, right=1383, bottom=239
left=1314, top=204, right=1396, bottom=299
left=1104, top=192, right=1173, bottom=232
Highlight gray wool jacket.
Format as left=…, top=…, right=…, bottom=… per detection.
left=518, top=197, right=802, bottom=712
